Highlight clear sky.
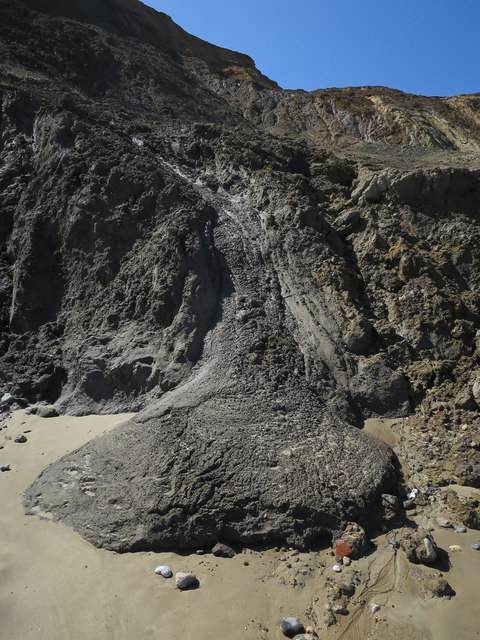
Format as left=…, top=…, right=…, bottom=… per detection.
left=144, top=0, right=479, bottom=97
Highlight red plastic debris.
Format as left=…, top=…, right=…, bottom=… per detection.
left=335, top=541, right=352, bottom=557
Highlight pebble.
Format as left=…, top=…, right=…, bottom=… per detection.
left=454, top=525, right=467, bottom=533
left=14, top=434, right=27, bottom=443
left=280, top=616, right=304, bottom=638
left=0, top=464, right=10, bottom=472
left=370, top=603, right=381, bottom=614
left=332, top=565, right=342, bottom=572
left=343, top=556, right=351, bottom=566
left=332, top=605, right=347, bottom=615
left=436, top=517, right=451, bottom=528
left=175, top=572, right=197, bottom=590
left=154, top=565, right=172, bottom=578
left=472, top=543, right=480, bottom=551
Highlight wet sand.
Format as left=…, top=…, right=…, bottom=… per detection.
left=1, top=410, right=479, bottom=639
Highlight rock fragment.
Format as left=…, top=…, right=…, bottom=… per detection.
left=14, top=434, right=27, bottom=443
left=280, top=617, right=304, bottom=638
left=398, top=528, right=437, bottom=564
left=34, top=405, right=59, bottom=418
left=409, top=567, right=455, bottom=598
left=175, top=572, right=198, bottom=590
left=154, top=565, right=172, bottom=578
left=212, top=542, right=236, bottom=558
left=436, top=517, right=451, bottom=528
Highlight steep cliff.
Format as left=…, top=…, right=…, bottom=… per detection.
left=1, top=0, right=479, bottom=550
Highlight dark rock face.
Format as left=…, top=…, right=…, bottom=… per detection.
left=0, top=0, right=478, bottom=550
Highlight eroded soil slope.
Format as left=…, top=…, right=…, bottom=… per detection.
left=0, top=0, right=479, bottom=549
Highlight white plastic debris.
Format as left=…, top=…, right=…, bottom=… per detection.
left=332, top=564, right=342, bottom=573
left=154, top=565, right=172, bottom=578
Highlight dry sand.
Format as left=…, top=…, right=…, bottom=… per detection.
left=1, top=411, right=479, bottom=640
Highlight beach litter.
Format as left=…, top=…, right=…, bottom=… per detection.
left=335, top=541, right=352, bottom=557
left=154, top=565, right=172, bottom=578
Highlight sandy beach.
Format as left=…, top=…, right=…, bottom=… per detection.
left=1, top=411, right=480, bottom=640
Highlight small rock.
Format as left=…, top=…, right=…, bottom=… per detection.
left=409, top=567, right=455, bottom=598
left=398, top=528, right=438, bottom=564
left=332, top=605, right=347, bottom=615
left=175, top=572, right=198, bottom=590
left=332, top=565, right=342, bottom=572
left=448, top=545, right=463, bottom=552
left=212, top=542, right=236, bottom=558
left=154, top=565, right=172, bottom=578
left=0, top=464, right=11, bottom=472
left=14, top=434, right=27, bottom=443
left=436, top=517, right=452, bottom=528
left=323, top=611, right=336, bottom=627
left=1, top=393, right=13, bottom=404
left=280, top=616, right=305, bottom=638
left=343, top=557, right=351, bottom=566
left=35, top=405, right=59, bottom=418
left=471, top=543, right=480, bottom=550
left=370, top=603, right=380, bottom=614
left=454, top=525, right=467, bottom=533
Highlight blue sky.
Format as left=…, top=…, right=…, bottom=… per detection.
left=145, top=0, right=479, bottom=97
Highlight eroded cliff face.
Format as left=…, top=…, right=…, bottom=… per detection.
left=1, top=0, right=479, bottom=550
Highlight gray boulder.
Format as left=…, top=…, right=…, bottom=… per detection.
left=34, top=405, right=59, bottom=418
